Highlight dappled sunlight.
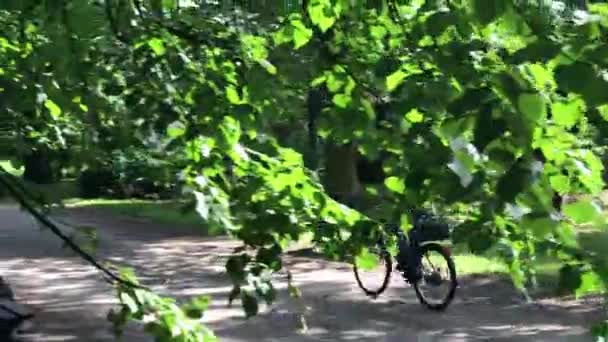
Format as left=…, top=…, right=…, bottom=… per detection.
left=0, top=206, right=604, bottom=341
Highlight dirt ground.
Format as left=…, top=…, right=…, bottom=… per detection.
left=0, top=204, right=604, bottom=342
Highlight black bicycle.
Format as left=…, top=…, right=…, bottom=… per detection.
left=353, top=212, right=458, bottom=311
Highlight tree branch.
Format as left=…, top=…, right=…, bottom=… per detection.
left=104, top=0, right=130, bottom=44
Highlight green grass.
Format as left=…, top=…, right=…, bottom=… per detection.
left=63, top=198, right=210, bottom=230
left=449, top=222, right=607, bottom=297
left=1, top=159, right=78, bottom=203
left=451, top=253, right=507, bottom=275
left=26, top=179, right=80, bottom=203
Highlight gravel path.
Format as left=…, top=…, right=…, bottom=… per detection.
left=0, top=205, right=603, bottom=341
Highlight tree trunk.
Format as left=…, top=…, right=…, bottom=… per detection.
left=322, top=141, right=362, bottom=204
left=23, top=149, right=54, bottom=184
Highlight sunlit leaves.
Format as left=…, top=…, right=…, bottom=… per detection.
left=225, top=85, right=242, bottom=104
left=549, top=174, right=570, bottom=194
left=517, top=93, right=546, bottom=123
left=332, top=93, right=351, bottom=108
left=384, top=176, right=405, bottom=194
left=111, top=269, right=218, bottom=342
left=557, top=264, right=603, bottom=299
left=167, top=121, right=186, bottom=138
left=386, top=69, right=406, bottom=92
left=273, top=15, right=313, bottom=50
left=520, top=216, right=558, bottom=239
left=552, top=97, right=585, bottom=128
left=147, top=38, right=166, bottom=56
left=241, top=35, right=276, bottom=74
left=576, top=270, right=604, bottom=299
left=405, top=108, right=424, bottom=123
left=563, top=199, right=603, bottom=225
left=43, top=99, right=61, bottom=118
left=307, top=0, right=338, bottom=33
left=182, top=295, right=210, bottom=319
left=355, top=247, right=380, bottom=271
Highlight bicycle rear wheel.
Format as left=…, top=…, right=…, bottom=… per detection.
left=353, top=244, right=392, bottom=297
left=412, top=243, right=457, bottom=311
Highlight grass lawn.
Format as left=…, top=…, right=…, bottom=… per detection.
left=63, top=198, right=209, bottom=230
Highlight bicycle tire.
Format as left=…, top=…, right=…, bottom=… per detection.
left=353, top=246, right=392, bottom=297
left=412, top=243, right=457, bottom=311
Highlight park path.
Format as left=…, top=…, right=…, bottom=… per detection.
left=0, top=204, right=604, bottom=342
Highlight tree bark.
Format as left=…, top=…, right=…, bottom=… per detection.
left=23, top=148, right=54, bottom=184
left=322, top=141, right=362, bottom=204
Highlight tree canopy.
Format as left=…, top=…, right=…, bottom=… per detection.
left=1, top=0, right=608, bottom=340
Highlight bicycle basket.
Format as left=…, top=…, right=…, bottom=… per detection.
left=416, top=220, right=451, bottom=242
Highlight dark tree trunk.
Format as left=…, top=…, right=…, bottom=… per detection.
left=323, top=142, right=362, bottom=204
left=22, top=149, right=54, bottom=184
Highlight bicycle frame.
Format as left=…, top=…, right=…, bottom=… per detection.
left=382, top=221, right=453, bottom=283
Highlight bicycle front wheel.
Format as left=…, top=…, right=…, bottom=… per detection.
left=353, top=244, right=392, bottom=297
left=412, top=243, right=457, bottom=311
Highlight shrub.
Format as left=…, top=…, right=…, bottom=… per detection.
left=77, top=165, right=121, bottom=198
left=77, top=147, right=179, bottom=199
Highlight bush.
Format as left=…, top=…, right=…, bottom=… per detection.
left=78, top=166, right=121, bottom=198
left=78, top=147, right=179, bottom=199
left=110, top=148, right=178, bottom=199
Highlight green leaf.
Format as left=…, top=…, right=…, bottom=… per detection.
left=326, top=72, right=344, bottom=92
left=147, top=38, right=166, bottom=56
left=292, top=20, right=313, bottom=49
left=307, top=0, right=336, bottom=32
left=384, top=176, right=405, bottom=194
left=241, top=35, right=268, bottom=61
left=563, top=199, right=602, bottom=224
left=576, top=271, right=603, bottom=298
left=44, top=99, right=61, bottom=118
left=120, top=292, right=139, bottom=314
left=167, top=121, right=186, bottom=138
left=386, top=69, right=406, bottom=92
left=183, top=295, right=210, bottom=319
left=332, top=93, right=351, bottom=108
left=355, top=247, right=380, bottom=271
left=226, top=86, right=241, bottom=104
left=370, top=25, right=387, bottom=40
left=508, top=258, right=526, bottom=290
left=521, top=216, right=558, bottom=238
left=405, top=108, right=424, bottom=123
left=263, top=61, right=277, bottom=75
left=549, top=174, right=570, bottom=194
left=517, top=93, right=546, bottom=123
left=552, top=98, right=585, bottom=128
left=555, top=62, right=608, bottom=106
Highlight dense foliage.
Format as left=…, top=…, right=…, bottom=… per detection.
left=2, top=0, right=608, bottom=340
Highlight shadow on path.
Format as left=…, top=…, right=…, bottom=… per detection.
left=0, top=206, right=603, bottom=341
